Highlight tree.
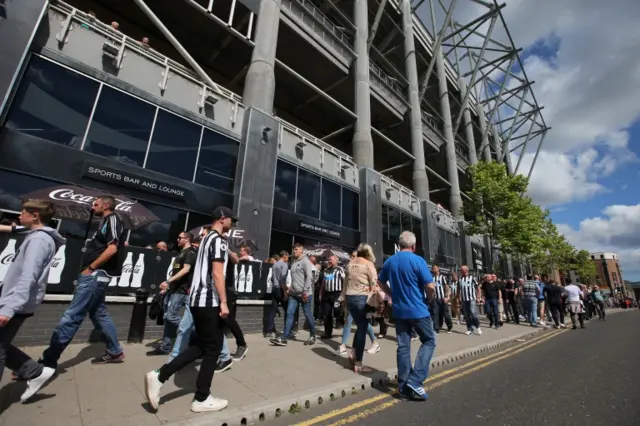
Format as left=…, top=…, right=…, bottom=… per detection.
left=569, top=249, right=597, bottom=283
left=464, top=161, right=546, bottom=257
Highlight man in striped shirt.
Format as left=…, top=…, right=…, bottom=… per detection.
left=457, top=265, right=483, bottom=336
left=521, top=274, right=540, bottom=326
left=430, top=265, right=453, bottom=334
left=145, top=206, right=235, bottom=414
left=319, top=255, right=345, bottom=338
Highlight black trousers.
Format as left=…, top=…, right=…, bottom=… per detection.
left=594, top=301, right=606, bottom=319
left=321, top=291, right=344, bottom=336
left=159, top=306, right=224, bottom=402
left=504, top=298, right=519, bottom=324
left=431, top=299, right=453, bottom=332
left=225, top=292, right=246, bottom=347
left=549, top=302, right=564, bottom=326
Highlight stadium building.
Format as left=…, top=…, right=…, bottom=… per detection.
left=0, top=0, right=547, bottom=338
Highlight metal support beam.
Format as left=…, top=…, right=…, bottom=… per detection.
left=321, top=124, right=353, bottom=141
left=509, top=127, right=549, bottom=150
left=371, top=127, right=415, bottom=160
left=498, top=86, right=529, bottom=162
left=481, top=80, right=533, bottom=105
left=380, top=161, right=412, bottom=174
left=477, top=57, right=515, bottom=153
left=133, top=0, right=220, bottom=92
left=293, top=76, right=349, bottom=112
left=367, top=0, right=388, bottom=51
left=524, top=131, right=547, bottom=180
left=275, top=60, right=357, bottom=118
left=514, top=123, right=542, bottom=175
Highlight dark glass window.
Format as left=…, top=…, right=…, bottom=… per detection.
left=128, top=203, right=187, bottom=249
left=321, top=179, right=341, bottom=226
left=413, top=219, right=424, bottom=257
left=401, top=212, right=413, bottom=234
left=194, top=129, right=238, bottom=194
left=270, top=230, right=293, bottom=256
left=274, top=160, right=297, bottom=212
left=296, top=169, right=321, bottom=219
left=381, top=204, right=389, bottom=239
left=341, top=188, right=359, bottom=230
left=186, top=212, right=212, bottom=234
left=5, top=56, right=99, bottom=147
left=388, top=206, right=401, bottom=242
left=145, top=110, right=200, bottom=181
left=83, top=86, right=156, bottom=167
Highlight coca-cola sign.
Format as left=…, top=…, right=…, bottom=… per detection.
left=82, top=162, right=187, bottom=200
left=49, top=189, right=135, bottom=212
left=1, top=253, right=14, bottom=265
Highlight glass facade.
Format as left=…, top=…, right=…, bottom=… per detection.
left=381, top=204, right=423, bottom=260
left=274, top=160, right=360, bottom=231
left=4, top=55, right=239, bottom=195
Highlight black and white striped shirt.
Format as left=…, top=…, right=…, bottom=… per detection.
left=459, top=275, right=479, bottom=302
left=190, top=230, right=228, bottom=308
left=322, top=266, right=345, bottom=292
left=434, top=274, right=447, bottom=300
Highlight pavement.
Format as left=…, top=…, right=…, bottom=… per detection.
left=0, top=309, right=632, bottom=426
left=265, top=309, right=640, bottom=426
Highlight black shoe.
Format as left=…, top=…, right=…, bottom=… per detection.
left=263, top=332, right=274, bottom=338
left=320, top=334, right=333, bottom=339
left=304, top=336, right=316, bottom=346
left=91, top=352, right=125, bottom=364
left=270, top=337, right=288, bottom=346
left=434, top=330, right=440, bottom=334
left=446, top=328, right=453, bottom=334
left=232, top=346, right=248, bottom=361
left=215, top=358, right=233, bottom=373
left=146, top=348, right=169, bottom=356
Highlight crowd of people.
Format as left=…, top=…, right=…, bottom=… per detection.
left=0, top=195, right=635, bottom=413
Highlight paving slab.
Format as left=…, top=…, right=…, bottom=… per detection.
left=0, top=309, right=629, bottom=426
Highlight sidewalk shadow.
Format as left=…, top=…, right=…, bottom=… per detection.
left=0, top=379, right=56, bottom=416
left=55, top=341, right=106, bottom=375
left=140, top=360, right=201, bottom=413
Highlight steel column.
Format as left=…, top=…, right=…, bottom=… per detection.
left=476, top=103, right=492, bottom=161
left=352, top=0, right=374, bottom=168
left=368, top=0, right=388, bottom=51
left=459, top=78, right=478, bottom=164
left=401, top=0, right=430, bottom=200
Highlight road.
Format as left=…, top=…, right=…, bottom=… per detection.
left=268, top=310, right=640, bottom=426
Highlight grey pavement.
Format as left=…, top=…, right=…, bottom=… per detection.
left=0, top=310, right=630, bottom=426
left=278, top=309, right=640, bottom=426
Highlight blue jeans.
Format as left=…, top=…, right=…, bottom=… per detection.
left=341, top=312, right=376, bottom=345
left=219, top=335, right=231, bottom=362
left=461, top=301, right=480, bottom=331
left=42, top=270, right=122, bottom=368
left=283, top=295, right=315, bottom=338
left=167, top=298, right=193, bottom=363
left=395, top=316, right=436, bottom=393
left=159, top=292, right=187, bottom=352
left=485, top=299, right=500, bottom=326
left=264, top=287, right=283, bottom=334
left=524, top=297, right=538, bottom=325
left=345, top=295, right=368, bottom=362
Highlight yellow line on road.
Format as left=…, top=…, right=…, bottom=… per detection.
left=293, top=330, right=564, bottom=426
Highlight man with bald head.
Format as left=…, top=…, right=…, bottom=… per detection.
left=458, top=266, right=482, bottom=335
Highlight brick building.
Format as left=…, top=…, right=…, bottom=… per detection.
left=588, top=252, right=626, bottom=297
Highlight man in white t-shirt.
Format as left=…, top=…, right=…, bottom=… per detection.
left=564, top=279, right=585, bottom=330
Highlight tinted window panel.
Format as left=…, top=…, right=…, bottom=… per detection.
left=413, top=219, right=424, bottom=258
left=381, top=204, right=389, bottom=239
left=269, top=230, right=293, bottom=257
left=296, top=169, right=321, bottom=219
left=388, top=207, right=401, bottom=243
left=341, top=188, right=359, bottom=230
left=5, top=56, right=99, bottom=147
left=274, top=160, right=296, bottom=212
left=401, top=212, right=413, bottom=233
left=145, top=110, right=200, bottom=181
left=128, top=203, right=187, bottom=249
left=320, top=179, right=341, bottom=225
left=194, top=129, right=238, bottom=193
left=83, top=86, right=155, bottom=167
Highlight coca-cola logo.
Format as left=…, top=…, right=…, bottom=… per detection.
left=122, top=264, right=134, bottom=274
left=49, top=189, right=135, bottom=212
left=1, top=254, right=14, bottom=265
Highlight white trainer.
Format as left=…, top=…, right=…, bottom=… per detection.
left=367, top=342, right=381, bottom=354
left=144, top=370, right=164, bottom=411
left=191, top=395, right=229, bottom=413
left=20, top=367, right=55, bottom=403
left=474, top=327, right=483, bottom=335
left=465, top=330, right=472, bottom=336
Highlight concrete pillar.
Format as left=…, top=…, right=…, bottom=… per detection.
left=459, top=79, right=478, bottom=165
left=458, top=220, right=473, bottom=268
left=493, top=128, right=503, bottom=165
left=359, top=168, right=384, bottom=267
left=352, top=0, right=374, bottom=168
left=435, top=52, right=463, bottom=218
left=400, top=0, right=430, bottom=200
left=476, top=104, right=492, bottom=162
left=232, top=108, right=281, bottom=259
left=504, top=140, right=514, bottom=174
left=242, top=0, right=281, bottom=112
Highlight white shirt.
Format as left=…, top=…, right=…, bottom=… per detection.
left=565, top=284, right=581, bottom=302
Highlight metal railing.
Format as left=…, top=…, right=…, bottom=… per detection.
left=369, top=60, right=406, bottom=101
left=380, top=175, right=420, bottom=213
left=50, top=1, right=243, bottom=104
left=282, top=0, right=353, bottom=46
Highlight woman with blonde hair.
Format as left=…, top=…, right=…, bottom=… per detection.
left=340, top=243, right=380, bottom=373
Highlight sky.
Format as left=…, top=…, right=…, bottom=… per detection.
left=418, top=0, right=640, bottom=280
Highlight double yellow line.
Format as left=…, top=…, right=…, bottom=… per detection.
left=294, top=329, right=565, bottom=426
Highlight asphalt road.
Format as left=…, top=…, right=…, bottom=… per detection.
left=271, top=310, right=640, bottom=426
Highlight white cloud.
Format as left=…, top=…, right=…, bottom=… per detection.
left=558, top=204, right=640, bottom=280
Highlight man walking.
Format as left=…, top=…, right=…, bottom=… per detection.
left=378, top=231, right=436, bottom=401
left=590, top=285, right=606, bottom=320
left=430, top=265, right=452, bottom=334
left=564, top=278, right=585, bottom=330
left=535, top=274, right=547, bottom=326
left=522, top=274, right=540, bottom=327
left=481, top=274, right=502, bottom=329
left=41, top=195, right=125, bottom=370
left=147, top=232, right=196, bottom=356
left=144, top=206, right=235, bottom=413
left=458, top=266, right=482, bottom=336
left=270, top=244, right=316, bottom=346
left=264, top=251, right=290, bottom=338
left=0, top=200, right=66, bottom=402
left=319, top=255, right=345, bottom=338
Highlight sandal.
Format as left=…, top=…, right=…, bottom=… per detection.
left=348, top=349, right=356, bottom=366
left=354, top=365, right=373, bottom=374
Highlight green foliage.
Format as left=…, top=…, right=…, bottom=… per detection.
left=571, top=249, right=597, bottom=282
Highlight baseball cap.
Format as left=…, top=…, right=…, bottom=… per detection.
left=212, top=206, right=238, bottom=222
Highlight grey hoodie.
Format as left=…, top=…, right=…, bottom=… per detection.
left=0, top=227, right=66, bottom=318
left=289, top=255, right=314, bottom=296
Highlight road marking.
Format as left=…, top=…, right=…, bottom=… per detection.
left=293, top=330, right=565, bottom=426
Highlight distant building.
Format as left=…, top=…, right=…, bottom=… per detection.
left=588, top=252, right=626, bottom=297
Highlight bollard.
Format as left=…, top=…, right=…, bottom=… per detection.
left=127, top=288, right=150, bottom=343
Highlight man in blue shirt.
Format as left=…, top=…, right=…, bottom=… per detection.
left=378, top=231, right=436, bottom=401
